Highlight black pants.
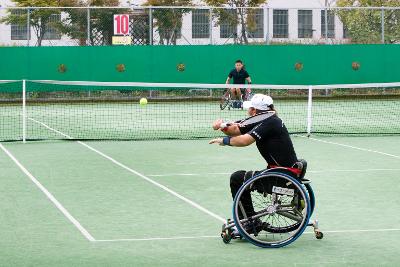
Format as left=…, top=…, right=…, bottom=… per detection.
left=230, top=170, right=261, bottom=219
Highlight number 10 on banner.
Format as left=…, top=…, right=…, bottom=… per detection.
left=114, top=14, right=130, bottom=35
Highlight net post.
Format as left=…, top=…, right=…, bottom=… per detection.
left=307, top=85, right=313, bottom=137
left=22, top=79, right=27, bottom=143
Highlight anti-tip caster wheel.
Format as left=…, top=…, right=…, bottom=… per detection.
left=315, top=231, right=324, bottom=239
left=221, top=231, right=232, bottom=244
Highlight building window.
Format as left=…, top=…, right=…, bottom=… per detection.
left=10, top=9, right=30, bottom=40
left=298, top=10, right=313, bottom=38
left=273, top=9, right=288, bottom=38
left=192, top=9, right=209, bottom=39
left=220, top=9, right=237, bottom=38
left=247, top=9, right=264, bottom=38
left=321, top=10, right=335, bottom=38
left=43, top=14, right=61, bottom=40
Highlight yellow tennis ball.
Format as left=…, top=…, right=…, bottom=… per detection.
left=139, top=98, right=148, bottom=105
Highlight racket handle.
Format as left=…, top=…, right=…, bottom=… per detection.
left=220, top=122, right=228, bottom=129
left=220, top=122, right=234, bottom=130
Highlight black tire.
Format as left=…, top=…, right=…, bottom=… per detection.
left=233, top=172, right=311, bottom=248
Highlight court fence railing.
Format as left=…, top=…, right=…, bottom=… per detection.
left=0, top=6, right=400, bottom=47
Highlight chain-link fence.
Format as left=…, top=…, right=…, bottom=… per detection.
left=0, top=6, right=399, bottom=46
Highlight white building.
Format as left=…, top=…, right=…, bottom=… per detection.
left=0, top=0, right=346, bottom=46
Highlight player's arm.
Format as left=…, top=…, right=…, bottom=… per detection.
left=245, top=70, right=251, bottom=84
left=226, top=70, right=233, bottom=84
left=212, top=119, right=241, bottom=136
left=209, top=134, right=255, bottom=147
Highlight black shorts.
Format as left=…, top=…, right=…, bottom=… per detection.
left=231, top=88, right=245, bottom=96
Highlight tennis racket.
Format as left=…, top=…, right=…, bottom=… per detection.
left=220, top=111, right=275, bottom=129
left=220, top=89, right=231, bottom=110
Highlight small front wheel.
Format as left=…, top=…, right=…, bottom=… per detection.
left=315, top=231, right=323, bottom=239
left=221, top=232, right=232, bottom=244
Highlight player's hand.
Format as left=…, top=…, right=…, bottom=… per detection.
left=209, top=138, right=224, bottom=145
left=212, top=119, right=223, bottom=130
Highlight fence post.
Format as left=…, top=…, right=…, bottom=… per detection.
left=26, top=8, right=30, bottom=46
left=381, top=7, right=385, bottom=44
left=266, top=7, right=270, bottom=45
left=22, top=79, right=27, bottom=143
left=209, top=8, right=213, bottom=45
left=324, top=7, right=328, bottom=43
left=307, top=85, right=313, bottom=137
left=86, top=8, right=91, bottom=46
left=149, top=7, right=153, bottom=45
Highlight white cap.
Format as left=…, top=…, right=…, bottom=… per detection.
left=243, top=94, right=273, bottom=110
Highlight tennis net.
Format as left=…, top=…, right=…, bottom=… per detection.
left=1, top=80, right=399, bottom=142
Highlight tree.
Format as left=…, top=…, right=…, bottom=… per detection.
left=1, top=0, right=129, bottom=46
left=0, top=0, right=63, bottom=46
left=59, top=0, right=129, bottom=46
left=204, top=0, right=267, bottom=44
left=336, top=0, right=400, bottom=43
left=143, top=0, right=192, bottom=45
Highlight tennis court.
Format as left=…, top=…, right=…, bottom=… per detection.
left=1, top=114, right=400, bottom=266
left=2, top=5, right=400, bottom=265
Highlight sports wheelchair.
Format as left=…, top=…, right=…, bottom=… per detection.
left=220, top=159, right=323, bottom=248
left=220, top=88, right=252, bottom=110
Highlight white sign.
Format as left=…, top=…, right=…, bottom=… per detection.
left=112, top=36, right=132, bottom=45
left=272, top=186, right=295, bottom=196
left=113, top=14, right=130, bottom=35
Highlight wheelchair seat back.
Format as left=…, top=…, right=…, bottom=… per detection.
left=293, top=159, right=307, bottom=180
left=266, top=159, right=308, bottom=180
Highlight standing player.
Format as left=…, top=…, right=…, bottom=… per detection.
left=209, top=94, right=299, bottom=232
left=225, top=60, right=252, bottom=108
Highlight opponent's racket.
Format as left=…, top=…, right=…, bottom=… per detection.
left=220, top=111, right=275, bottom=129
left=220, top=89, right=231, bottom=110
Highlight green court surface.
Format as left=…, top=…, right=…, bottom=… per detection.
left=1, top=136, right=400, bottom=266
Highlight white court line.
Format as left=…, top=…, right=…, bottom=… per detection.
left=304, top=228, right=400, bottom=234
left=147, top=168, right=400, bottom=177
left=148, top=172, right=230, bottom=177
left=94, top=228, right=400, bottom=242
left=95, top=235, right=218, bottom=242
left=0, top=143, right=95, bottom=242
left=295, top=135, right=400, bottom=159
left=28, top=118, right=226, bottom=223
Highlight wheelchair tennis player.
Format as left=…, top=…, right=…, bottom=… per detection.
left=221, top=60, right=252, bottom=109
left=209, top=94, right=322, bottom=247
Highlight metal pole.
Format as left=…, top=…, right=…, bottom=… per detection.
left=209, top=8, right=213, bottom=45
left=87, top=8, right=90, bottom=46
left=306, top=85, right=313, bottom=137
left=22, top=79, right=27, bottom=143
left=381, top=7, right=385, bottom=44
left=266, top=7, right=270, bottom=45
left=324, top=8, right=328, bottom=43
left=149, top=7, right=153, bottom=45
left=26, top=8, right=30, bottom=46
